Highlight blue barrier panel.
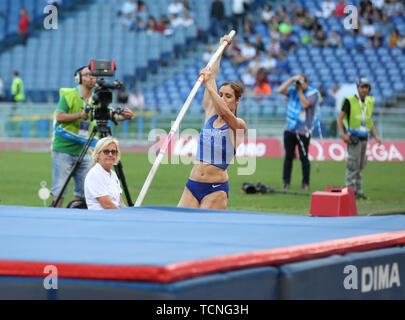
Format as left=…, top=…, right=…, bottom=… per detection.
left=138, top=116, right=143, bottom=135
left=0, top=266, right=279, bottom=300
left=122, top=119, right=129, bottom=134
left=39, top=119, right=48, bottom=137
left=22, top=120, right=29, bottom=138
left=279, top=246, right=405, bottom=299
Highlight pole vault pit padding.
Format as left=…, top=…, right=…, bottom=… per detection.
left=1, top=205, right=405, bottom=299
left=310, top=187, right=358, bottom=217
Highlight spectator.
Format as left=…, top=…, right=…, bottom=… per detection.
left=276, top=4, right=288, bottom=21
left=243, top=19, right=255, bottom=37
left=210, top=0, right=225, bottom=37
left=325, top=84, right=339, bottom=107
left=182, top=0, right=191, bottom=11
left=288, top=3, right=300, bottom=22
left=18, top=8, right=29, bottom=46
left=232, top=38, right=256, bottom=65
left=170, top=13, right=184, bottom=28
left=182, top=10, right=194, bottom=27
left=280, top=33, right=298, bottom=52
left=130, top=16, right=146, bottom=33
left=146, top=15, right=157, bottom=34
left=252, top=34, right=265, bottom=53
left=300, top=32, right=313, bottom=46
left=254, top=68, right=272, bottom=97
left=358, top=0, right=374, bottom=18
left=275, top=50, right=290, bottom=74
left=117, top=88, right=128, bottom=105
left=363, top=2, right=375, bottom=19
left=301, top=10, right=316, bottom=30
left=46, top=0, right=63, bottom=9
left=135, top=1, right=149, bottom=22
left=335, top=0, right=346, bottom=18
left=383, top=0, right=404, bottom=17
left=232, top=0, right=247, bottom=33
left=11, top=71, right=25, bottom=102
left=155, top=16, right=168, bottom=33
left=388, top=28, right=400, bottom=47
left=397, top=33, right=405, bottom=51
left=294, top=6, right=307, bottom=25
left=261, top=52, right=277, bottom=72
left=316, top=0, right=337, bottom=18
left=241, top=66, right=256, bottom=88
left=247, top=55, right=263, bottom=77
left=120, top=0, right=137, bottom=16
left=84, top=137, right=127, bottom=210
left=278, top=18, right=293, bottom=35
left=120, top=12, right=133, bottom=29
left=261, top=4, right=275, bottom=23
left=202, top=45, right=213, bottom=65
left=328, top=30, right=342, bottom=47
left=268, top=37, right=281, bottom=57
left=368, top=30, right=383, bottom=47
left=128, top=89, right=145, bottom=111
left=313, top=29, right=328, bottom=46
left=371, top=0, right=385, bottom=11
left=318, top=86, right=327, bottom=105
left=268, top=16, right=280, bottom=33
left=168, top=0, right=184, bottom=16
left=376, top=13, right=394, bottom=37
left=372, top=8, right=383, bottom=24
left=361, top=18, right=376, bottom=38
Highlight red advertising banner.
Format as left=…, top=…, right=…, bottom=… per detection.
left=159, top=136, right=405, bottom=162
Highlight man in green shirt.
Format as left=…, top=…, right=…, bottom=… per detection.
left=51, top=66, right=133, bottom=207
left=337, top=77, right=382, bottom=200
left=11, top=71, right=25, bottom=102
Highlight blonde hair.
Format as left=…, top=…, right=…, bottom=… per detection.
left=92, top=137, right=121, bottom=165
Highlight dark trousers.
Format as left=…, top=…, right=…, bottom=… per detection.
left=283, top=130, right=311, bottom=185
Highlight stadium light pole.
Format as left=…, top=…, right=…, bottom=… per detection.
left=134, top=30, right=236, bottom=207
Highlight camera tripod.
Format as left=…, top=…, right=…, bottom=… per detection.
left=51, top=120, right=133, bottom=208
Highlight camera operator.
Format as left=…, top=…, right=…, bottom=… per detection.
left=277, top=74, right=320, bottom=190
left=51, top=66, right=133, bottom=208
left=337, top=77, right=382, bottom=200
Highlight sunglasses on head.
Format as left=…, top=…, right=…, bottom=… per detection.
left=102, top=149, right=117, bottom=155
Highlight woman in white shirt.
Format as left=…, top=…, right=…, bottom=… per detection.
left=84, top=137, right=126, bottom=210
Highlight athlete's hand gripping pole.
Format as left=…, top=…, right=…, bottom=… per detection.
left=134, top=30, right=236, bottom=207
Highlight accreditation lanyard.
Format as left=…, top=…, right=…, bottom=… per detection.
left=356, top=93, right=367, bottom=131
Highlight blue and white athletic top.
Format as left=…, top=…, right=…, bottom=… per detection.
left=196, top=115, right=236, bottom=170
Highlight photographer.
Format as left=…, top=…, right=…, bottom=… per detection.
left=51, top=66, right=133, bottom=208
left=337, top=77, right=382, bottom=200
left=277, top=74, right=320, bottom=190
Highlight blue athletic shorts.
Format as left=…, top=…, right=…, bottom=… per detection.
left=186, top=179, right=229, bottom=203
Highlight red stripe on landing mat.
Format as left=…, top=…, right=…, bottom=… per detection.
left=1, top=231, right=405, bottom=283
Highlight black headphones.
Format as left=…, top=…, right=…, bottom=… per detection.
left=74, top=66, right=87, bottom=84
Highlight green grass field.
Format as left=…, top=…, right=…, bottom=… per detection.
left=0, top=151, right=404, bottom=216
